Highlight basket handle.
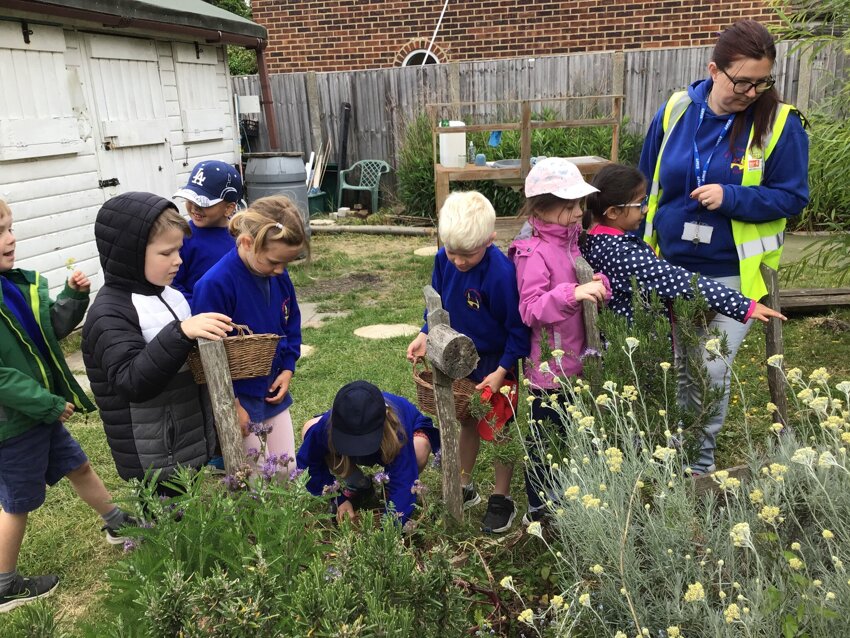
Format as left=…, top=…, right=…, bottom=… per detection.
left=412, top=355, right=430, bottom=375
left=229, top=323, right=253, bottom=337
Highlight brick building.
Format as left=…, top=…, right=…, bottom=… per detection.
left=252, top=0, right=776, bottom=74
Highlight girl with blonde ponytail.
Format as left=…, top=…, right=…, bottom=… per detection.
left=193, top=195, right=309, bottom=474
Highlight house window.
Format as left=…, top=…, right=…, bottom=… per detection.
left=402, top=49, right=440, bottom=66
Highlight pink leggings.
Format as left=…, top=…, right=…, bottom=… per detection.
left=243, top=409, right=295, bottom=473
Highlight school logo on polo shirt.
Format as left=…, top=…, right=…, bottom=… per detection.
left=282, top=297, right=290, bottom=322
left=465, top=288, right=482, bottom=311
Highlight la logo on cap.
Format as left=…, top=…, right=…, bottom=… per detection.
left=192, top=169, right=206, bottom=186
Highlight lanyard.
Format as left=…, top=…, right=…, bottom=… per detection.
left=693, top=104, right=735, bottom=188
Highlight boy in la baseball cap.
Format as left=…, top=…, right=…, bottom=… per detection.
left=171, top=160, right=243, bottom=304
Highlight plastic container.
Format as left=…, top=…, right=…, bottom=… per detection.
left=439, top=121, right=466, bottom=168
left=243, top=152, right=310, bottom=236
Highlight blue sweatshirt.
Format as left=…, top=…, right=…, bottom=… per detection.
left=639, top=78, right=809, bottom=278
left=422, top=245, right=530, bottom=376
left=172, top=221, right=235, bottom=304
left=192, top=248, right=301, bottom=415
left=296, top=392, right=440, bottom=523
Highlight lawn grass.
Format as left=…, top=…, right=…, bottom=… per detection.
left=4, top=232, right=849, bottom=635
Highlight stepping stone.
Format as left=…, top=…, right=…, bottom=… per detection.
left=354, top=323, right=421, bottom=339
left=414, top=246, right=438, bottom=257
left=300, top=301, right=348, bottom=329
left=301, top=344, right=315, bottom=357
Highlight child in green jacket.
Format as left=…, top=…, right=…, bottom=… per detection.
left=0, top=200, right=132, bottom=613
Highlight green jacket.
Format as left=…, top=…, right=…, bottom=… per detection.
left=0, top=269, right=95, bottom=442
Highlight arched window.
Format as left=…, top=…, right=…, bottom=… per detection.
left=401, top=49, right=440, bottom=66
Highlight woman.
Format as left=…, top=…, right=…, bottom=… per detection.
left=639, top=19, right=809, bottom=474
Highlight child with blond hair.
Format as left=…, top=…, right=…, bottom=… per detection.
left=407, top=191, right=530, bottom=533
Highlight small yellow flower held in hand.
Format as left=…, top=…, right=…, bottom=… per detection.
left=684, top=582, right=705, bottom=603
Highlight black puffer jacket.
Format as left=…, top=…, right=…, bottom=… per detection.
left=82, top=192, right=216, bottom=482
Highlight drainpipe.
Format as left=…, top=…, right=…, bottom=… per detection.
left=255, top=42, right=280, bottom=151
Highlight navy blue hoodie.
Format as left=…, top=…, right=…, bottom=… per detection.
left=639, top=78, right=809, bottom=278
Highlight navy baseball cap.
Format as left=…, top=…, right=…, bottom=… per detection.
left=330, top=381, right=387, bottom=457
left=174, top=160, right=243, bottom=207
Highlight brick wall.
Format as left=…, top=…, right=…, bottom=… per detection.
left=252, top=0, right=778, bottom=74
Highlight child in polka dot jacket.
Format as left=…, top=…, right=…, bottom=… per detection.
left=582, top=163, right=785, bottom=324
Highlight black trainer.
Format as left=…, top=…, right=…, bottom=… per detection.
left=103, top=514, right=139, bottom=546
left=480, top=494, right=516, bottom=533
left=0, top=574, right=59, bottom=613
left=462, top=482, right=481, bottom=510
left=521, top=506, right=550, bottom=526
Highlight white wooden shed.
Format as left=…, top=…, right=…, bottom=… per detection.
left=0, top=0, right=268, bottom=295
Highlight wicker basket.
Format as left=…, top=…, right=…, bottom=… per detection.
left=187, top=324, right=280, bottom=384
left=412, top=357, right=478, bottom=421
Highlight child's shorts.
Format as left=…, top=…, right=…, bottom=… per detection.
left=0, top=421, right=88, bottom=514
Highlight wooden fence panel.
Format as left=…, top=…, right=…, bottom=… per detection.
left=232, top=43, right=844, bottom=170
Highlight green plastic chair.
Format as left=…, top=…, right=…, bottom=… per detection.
left=337, top=160, right=391, bottom=213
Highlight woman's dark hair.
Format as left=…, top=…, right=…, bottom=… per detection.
left=712, top=19, right=779, bottom=149
left=586, top=164, right=647, bottom=221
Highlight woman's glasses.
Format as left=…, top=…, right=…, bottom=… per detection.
left=618, top=196, right=649, bottom=213
left=720, top=68, right=776, bottom=95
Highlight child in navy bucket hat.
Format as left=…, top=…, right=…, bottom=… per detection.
left=171, top=161, right=244, bottom=305
left=296, top=381, right=440, bottom=524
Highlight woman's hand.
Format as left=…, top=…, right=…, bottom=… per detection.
left=690, top=184, right=724, bottom=211
left=266, top=370, right=292, bottom=404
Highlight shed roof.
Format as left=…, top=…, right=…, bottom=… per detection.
left=31, top=0, right=266, bottom=40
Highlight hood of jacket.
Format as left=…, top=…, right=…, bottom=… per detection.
left=95, top=191, right=178, bottom=294
left=687, top=77, right=712, bottom=108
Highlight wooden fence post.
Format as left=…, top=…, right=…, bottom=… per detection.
left=761, top=264, right=790, bottom=430
left=575, top=256, right=603, bottom=354
left=423, top=285, right=479, bottom=522
left=197, top=338, right=247, bottom=473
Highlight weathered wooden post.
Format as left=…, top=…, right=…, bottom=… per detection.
left=575, top=256, right=603, bottom=354
left=197, top=338, right=247, bottom=473
left=761, top=264, right=790, bottom=429
left=423, top=285, right=479, bottom=522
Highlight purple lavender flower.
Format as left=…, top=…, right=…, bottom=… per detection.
left=580, top=348, right=600, bottom=360
left=279, top=452, right=291, bottom=467
left=123, top=539, right=138, bottom=553
left=246, top=447, right=261, bottom=462
left=247, top=420, right=274, bottom=437
left=288, top=468, right=304, bottom=481
left=259, top=458, right=278, bottom=481
left=373, top=471, right=390, bottom=486
left=322, top=480, right=341, bottom=496
left=410, top=479, right=427, bottom=495
left=431, top=450, right=442, bottom=469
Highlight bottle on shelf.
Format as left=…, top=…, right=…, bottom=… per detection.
left=467, top=140, right=476, bottom=165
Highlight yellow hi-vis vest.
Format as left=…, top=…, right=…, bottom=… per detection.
left=643, top=90, right=795, bottom=301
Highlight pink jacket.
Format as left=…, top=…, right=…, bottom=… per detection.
left=509, top=219, right=610, bottom=390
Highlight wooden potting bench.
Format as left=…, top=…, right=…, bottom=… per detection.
left=426, top=95, right=623, bottom=225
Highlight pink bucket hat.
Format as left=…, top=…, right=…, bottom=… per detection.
left=525, top=157, right=599, bottom=200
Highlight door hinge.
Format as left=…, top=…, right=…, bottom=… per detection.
left=21, top=21, right=32, bottom=45
left=98, top=178, right=120, bottom=188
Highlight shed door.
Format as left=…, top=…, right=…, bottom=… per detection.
left=82, top=33, right=174, bottom=198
